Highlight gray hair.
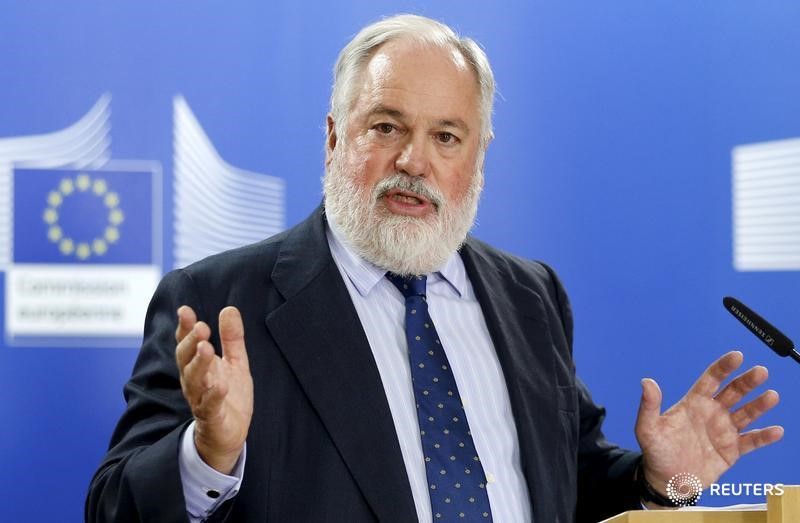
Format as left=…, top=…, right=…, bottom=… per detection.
left=330, top=14, right=495, bottom=145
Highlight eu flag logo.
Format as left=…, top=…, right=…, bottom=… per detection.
left=14, top=168, right=153, bottom=265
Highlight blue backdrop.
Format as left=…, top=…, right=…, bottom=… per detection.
left=1, top=2, right=799, bottom=520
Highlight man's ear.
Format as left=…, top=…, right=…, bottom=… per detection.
left=478, top=139, right=491, bottom=190
left=325, top=114, right=337, bottom=167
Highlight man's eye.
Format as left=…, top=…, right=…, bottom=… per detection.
left=375, top=123, right=395, bottom=134
left=438, top=132, right=458, bottom=144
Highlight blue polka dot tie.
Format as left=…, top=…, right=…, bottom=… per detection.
left=386, top=273, right=493, bottom=521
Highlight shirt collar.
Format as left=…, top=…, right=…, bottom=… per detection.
left=326, top=216, right=466, bottom=298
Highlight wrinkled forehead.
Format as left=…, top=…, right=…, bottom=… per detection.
left=356, top=39, right=481, bottom=113
left=366, top=39, right=470, bottom=78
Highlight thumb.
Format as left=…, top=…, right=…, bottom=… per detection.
left=219, top=306, right=248, bottom=367
left=636, top=378, right=663, bottom=436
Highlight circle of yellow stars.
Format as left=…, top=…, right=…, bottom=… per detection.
left=42, top=173, right=124, bottom=261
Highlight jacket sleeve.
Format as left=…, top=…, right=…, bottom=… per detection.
left=574, top=380, right=642, bottom=522
left=86, top=269, right=205, bottom=523
left=541, top=263, right=643, bottom=522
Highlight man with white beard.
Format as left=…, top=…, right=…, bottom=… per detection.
left=87, top=14, right=783, bottom=523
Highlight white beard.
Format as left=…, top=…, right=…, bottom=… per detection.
left=323, top=150, right=483, bottom=277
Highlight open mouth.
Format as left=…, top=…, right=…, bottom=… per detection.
left=383, top=189, right=432, bottom=205
left=381, top=188, right=437, bottom=217
left=384, top=188, right=433, bottom=206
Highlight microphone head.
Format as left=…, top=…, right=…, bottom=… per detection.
left=723, top=296, right=794, bottom=357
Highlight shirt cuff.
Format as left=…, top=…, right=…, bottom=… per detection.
left=179, top=420, right=246, bottom=521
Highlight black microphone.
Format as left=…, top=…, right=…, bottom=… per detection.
left=723, top=296, right=800, bottom=365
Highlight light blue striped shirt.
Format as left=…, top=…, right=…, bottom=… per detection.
left=326, top=220, right=532, bottom=523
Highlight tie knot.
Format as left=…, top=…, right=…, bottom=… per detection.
left=386, top=273, right=427, bottom=298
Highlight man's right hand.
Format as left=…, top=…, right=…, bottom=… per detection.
left=175, top=305, right=254, bottom=475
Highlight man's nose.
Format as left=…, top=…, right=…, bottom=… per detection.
left=395, top=137, right=430, bottom=177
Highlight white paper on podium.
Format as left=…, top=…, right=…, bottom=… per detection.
left=678, top=503, right=766, bottom=511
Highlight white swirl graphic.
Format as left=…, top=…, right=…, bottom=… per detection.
left=667, top=472, right=703, bottom=507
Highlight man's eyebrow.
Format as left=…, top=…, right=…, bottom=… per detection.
left=365, top=104, right=405, bottom=119
left=365, top=105, right=472, bottom=135
left=437, top=118, right=471, bottom=135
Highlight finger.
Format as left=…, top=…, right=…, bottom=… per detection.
left=219, top=307, right=249, bottom=369
left=689, top=351, right=744, bottom=397
left=731, top=389, right=780, bottom=430
left=636, top=378, right=663, bottom=437
left=738, top=425, right=784, bottom=456
left=714, top=365, right=769, bottom=409
left=176, top=321, right=211, bottom=370
left=175, top=305, right=197, bottom=344
left=182, top=340, right=218, bottom=399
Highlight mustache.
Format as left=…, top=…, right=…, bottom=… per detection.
left=373, top=174, right=444, bottom=208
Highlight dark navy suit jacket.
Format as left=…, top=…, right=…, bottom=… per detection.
left=87, top=206, right=642, bottom=522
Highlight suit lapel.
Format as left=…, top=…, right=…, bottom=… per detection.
left=460, top=239, right=561, bottom=522
left=264, top=208, right=416, bottom=522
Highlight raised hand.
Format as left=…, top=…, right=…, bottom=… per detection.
left=175, top=305, right=254, bottom=474
left=635, top=351, right=783, bottom=498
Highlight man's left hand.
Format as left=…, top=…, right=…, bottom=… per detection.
left=635, top=350, right=784, bottom=502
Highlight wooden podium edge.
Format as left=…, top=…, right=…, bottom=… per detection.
left=767, top=484, right=800, bottom=523
left=597, top=485, right=799, bottom=523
